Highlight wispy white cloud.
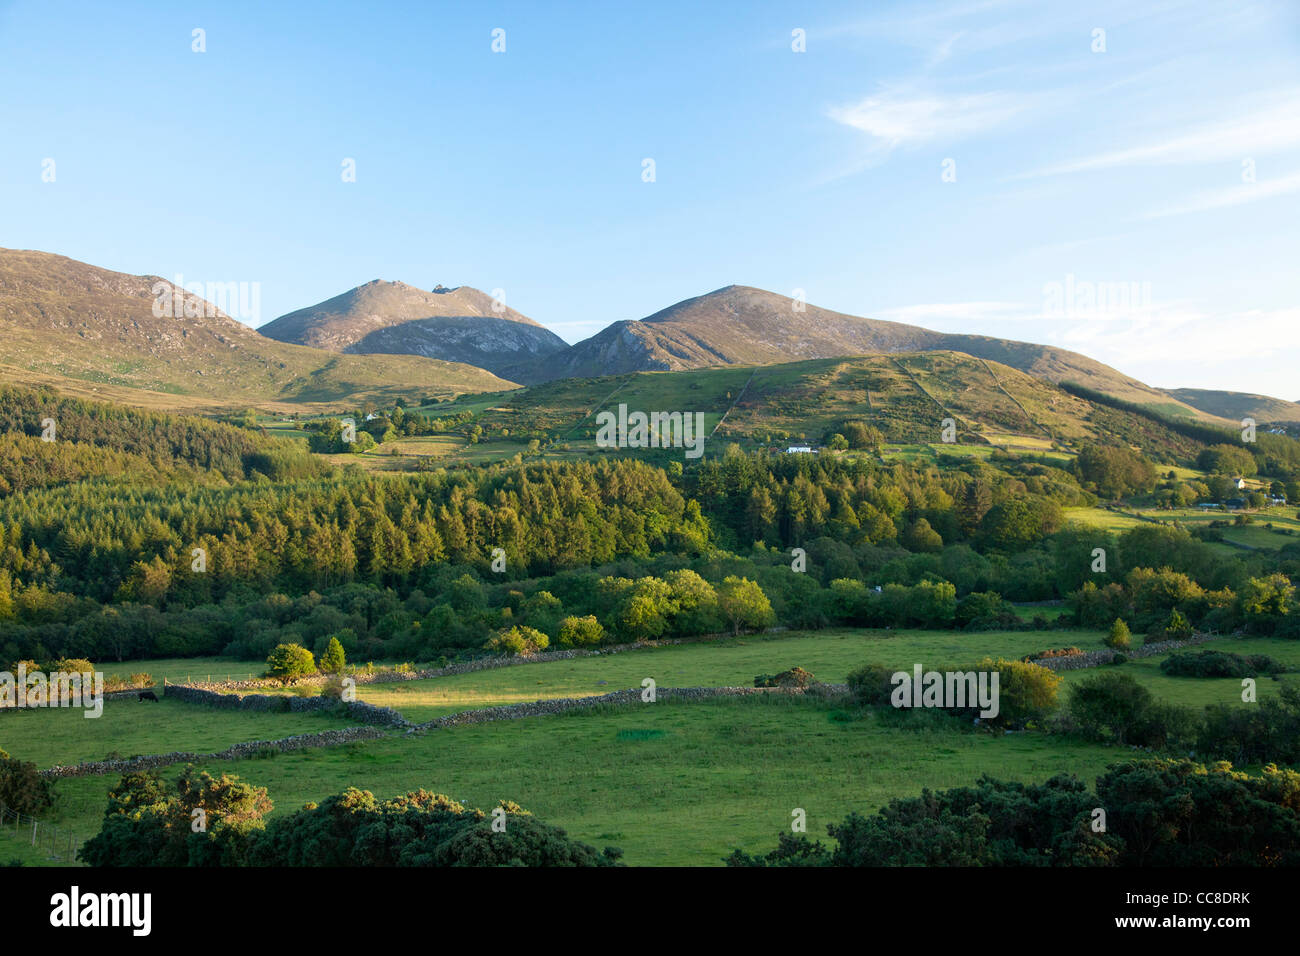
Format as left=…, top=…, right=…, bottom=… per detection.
left=1052, top=305, right=1300, bottom=380
left=827, top=89, right=1033, bottom=150
left=925, top=32, right=965, bottom=67
left=1140, top=168, right=1300, bottom=219
left=1013, top=91, right=1300, bottom=179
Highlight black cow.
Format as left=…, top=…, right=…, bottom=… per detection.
left=138, top=690, right=159, bottom=702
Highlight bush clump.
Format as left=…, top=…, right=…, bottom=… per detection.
left=484, top=626, right=550, bottom=657
left=0, top=749, right=54, bottom=815
left=727, top=759, right=1300, bottom=867
left=754, top=667, right=816, bottom=689
left=1160, top=649, right=1286, bottom=678
left=1104, top=619, right=1131, bottom=651
left=265, top=643, right=317, bottom=683
left=846, top=663, right=896, bottom=706
left=558, top=615, right=604, bottom=648
left=1023, top=647, right=1083, bottom=662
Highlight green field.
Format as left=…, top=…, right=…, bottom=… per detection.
left=99, top=657, right=267, bottom=685
left=1010, top=604, right=1067, bottom=622
left=0, top=693, right=1124, bottom=867
left=1129, top=506, right=1300, bottom=551
left=0, top=696, right=360, bottom=769
left=230, top=348, right=1216, bottom=475
left=1056, top=635, right=1300, bottom=707
left=355, top=627, right=1115, bottom=721
left=1062, top=506, right=1148, bottom=532
left=237, top=627, right=1110, bottom=719
left=6, top=626, right=1296, bottom=867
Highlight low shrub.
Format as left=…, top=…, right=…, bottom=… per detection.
left=845, top=663, right=895, bottom=706
left=754, top=667, right=816, bottom=689
left=0, top=749, right=54, bottom=815
left=1023, top=647, right=1083, bottom=662
left=1160, top=649, right=1286, bottom=678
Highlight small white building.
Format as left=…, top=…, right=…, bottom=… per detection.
left=785, top=446, right=816, bottom=454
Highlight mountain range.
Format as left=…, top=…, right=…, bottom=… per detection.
left=1, top=247, right=1295, bottom=425
left=496, top=285, right=1203, bottom=413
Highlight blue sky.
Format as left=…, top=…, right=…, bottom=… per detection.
left=2, top=0, right=1298, bottom=397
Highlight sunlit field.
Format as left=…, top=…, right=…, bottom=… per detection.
left=0, top=695, right=360, bottom=769
left=0, top=694, right=1125, bottom=867
left=5, top=626, right=1296, bottom=867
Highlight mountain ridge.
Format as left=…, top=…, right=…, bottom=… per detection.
left=499, top=285, right=1227, bottom=424
left=1163, top=387, right=1300, bottom=424
left=0, top=248, right=514, bottom=411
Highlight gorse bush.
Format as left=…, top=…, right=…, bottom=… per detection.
left=79, top=770, right=619, bottom=867
left=78, top=766, right=272, bottom=867
left=243, top=788, right=619, bottom=867
left=1198, top=685, right=1300, bottom=766
left=0, top=749, right=54, bottom=816
left=978, top=657, right=1061, bottom=729
left=754, top=667, right=816, bottom=689
left=728, top=759, right=1300, bottom=867
left=1160, top=649, right=1286, bottom=678
left=845, top=663, right=897, bottom=707
left=1063, top=671, right=1198, bottom=749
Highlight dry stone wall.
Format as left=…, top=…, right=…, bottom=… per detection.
left=179, top=639, right=697, bottom=693
left=1032, top=632, right=1223, bottom=671
left=40, top=726, right=387, bottom=779
left=413, top=683, right=847, bottom=731
left=161, top=683, right=410, bottom=727
left=38, top=683, right=843, bottom=777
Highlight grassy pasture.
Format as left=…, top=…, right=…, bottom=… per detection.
left=3, top=694, right=1125, bottom=867
left=7, top=628, right=1296, bottom=867
left=1129, top=506, right=1300, bottom=551
left=0, top=695, right=359, bottom=769
left=1062, top=507, right=1148, bottom=532
left=1055, top=635, right=1300, bottom=709
left=254, top=627, right=1109, bottom=721
left=94, top=657, right=266, bottom=686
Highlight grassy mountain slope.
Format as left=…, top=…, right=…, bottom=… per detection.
left=259, top=279, right=569, bottom=375
left=465, top=350, right=1199, bottom=456
left=1165, top=388, right=1300, bottom=424
left=0, top=249, right=514, bottom=411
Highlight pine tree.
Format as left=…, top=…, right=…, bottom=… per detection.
left=320, top=636, right=346, bottom=675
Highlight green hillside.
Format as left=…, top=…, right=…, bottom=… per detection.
left=448, top=351, right=1163, bottom=455
left=1165, top=387, right=1300, bottom=424
left=0, top=249, right=514, bottom=413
